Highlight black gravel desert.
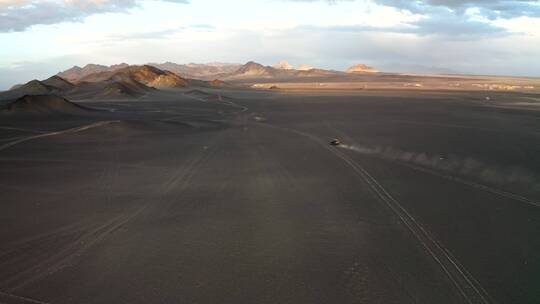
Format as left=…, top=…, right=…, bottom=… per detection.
left=1, top=66, right=540, bottom=303
left=2, top=1, right=540, bottom=302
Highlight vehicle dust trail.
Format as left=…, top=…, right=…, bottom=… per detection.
left=401, top=162, right=540, bottom=208
left=257, top=122, right=491, bottom=304
left=337, top=143, right=540, bottom=207
left=0, top=121, right=120, bottom=152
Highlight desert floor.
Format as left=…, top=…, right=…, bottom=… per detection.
left=1, top=88, right=540, bottom=303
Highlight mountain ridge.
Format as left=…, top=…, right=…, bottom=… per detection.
left=56, top=61, right=379, bottom=83
left=2, top=65, right=234, bottom=101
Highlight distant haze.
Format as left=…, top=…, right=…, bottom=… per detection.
left=1, top=0, right=539, bottom=90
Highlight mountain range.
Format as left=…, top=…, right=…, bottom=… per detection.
left=1, top=65, right=232, bottom=101
left=57, top=61, right=378, bottom=83
left=346, top=64, right=379, bottom=73
left=1, top=61, right=379, bottom=101
left=2, top=94, right=94, bottom=115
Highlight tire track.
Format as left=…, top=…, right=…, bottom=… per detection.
left=0, top=135, right=219, bottom=293
left=0, top=127, right=47, bottom=134
left=0, top=222, right=86, bottom=261
left=2, top=128, right=117, bottom=271
left=161, top=142, right=224, bottom=213
left=325, top=123, right=495, bottom=303
left=0, top=121, right=120, bottom=152
left=258, top=122, right=491, bottom=304
left=0, top=291, right=51, bottom=304
left=401, top=162, right=540, bottom=208
left=329, top=123, right=540, bottom=209
left=329, top=147, right=491, bottom=304
left=1, top=129, right=123, bottom=267
left=182, top=92, right=249, bottom=115
left=0, top=203, right=149, bottom=291
left=0, top=158, right=161, bottom=171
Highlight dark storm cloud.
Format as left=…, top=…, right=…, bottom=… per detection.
left=0, top=0, right=189, bottom=32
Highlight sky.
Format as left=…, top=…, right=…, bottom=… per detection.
left=0, top=0, right=539, bottom=89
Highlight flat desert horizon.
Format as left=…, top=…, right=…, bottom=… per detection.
left=1, top=0, right=540, bottom=303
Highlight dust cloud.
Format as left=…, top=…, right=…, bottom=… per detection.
left=340, top=144, right=540, bottom=190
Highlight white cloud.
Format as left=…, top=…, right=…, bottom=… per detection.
left=0, top=0, right=539, bottom=90
left=493, top=16, right=540, bottom=35
left=0, top=0, right=189, bottom=32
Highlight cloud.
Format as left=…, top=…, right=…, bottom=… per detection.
left=374, top=0, right=540, bottom=19
left=296, top=15, right=507, bottom=40
left=107, top=24, right=214, bottom=41
left=287, top=0, right=514, bottom=38
left=0, top=54, right=92, bottom=89
left=0, top=0, right=538, bottom=89
left=109, top=28, right=183, bottom=40
left=239, top=23, right=540, bottom=75
left=381, top=1, right=518, bottom=38
left=410, top=13, right=508, bottom=38
left=0, top=0, right=189, bottom=32
left=283, top=0, right=354, bottom=3
left=1, top=21, right=538, bottom=91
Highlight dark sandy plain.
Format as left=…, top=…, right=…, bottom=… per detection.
left=1, top=87, right=540, bottom=304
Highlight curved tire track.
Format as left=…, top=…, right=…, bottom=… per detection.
left=258, top=122, right=491, bottom=304
left=0, top=121, right=120, bottom=152
left=328, top=122, right=540, bottom=209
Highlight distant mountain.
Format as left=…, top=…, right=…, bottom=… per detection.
left=56, top=61, right=381, bottom=84
left=273, top=61, right=294, bottom=70
left=149, top=62, right=242, bottom=79
left=58, top=63, right=129, bottom=82
left=234, top=61, right=277, bottom=77
left=63, top=65, right=188, bottom=99
left=1, top=65, right=236, bottom=101
left=70, top=78, right=156, bottom=100
left=2, top=64, right=239, bottom=102
left=42, top=75, right=75, bottom=91
left=297, top=64, right=314, bottom=71
left=59, top=62, right=242, bottom=82
left=78, top=65, right=191, bottom=88
left=101, top=81, right=155, bottom=99
left=346, top=64, right=378, bottom=73
left=272, top=61, right=320, bottom=72
left=0, top=76, right=74, bottom=101
left=207, top=79, right=233, bottom=88
left=10, top=80, right=54, bottom=95
left=9, top=84, right=24, bottom=90
left=221, top=61, right=343, bottom=80
left=294, top=68, right=343, bottom=77
left=2, top=94, right=93, bottom=115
